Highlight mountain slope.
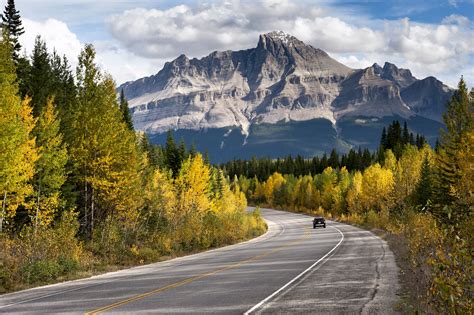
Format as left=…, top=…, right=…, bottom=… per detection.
left=119, top=31, right=452, bottom=162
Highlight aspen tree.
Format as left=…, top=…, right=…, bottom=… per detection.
left=0, top=33, right=37, bottom=232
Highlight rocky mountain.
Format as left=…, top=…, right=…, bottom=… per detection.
left=119, top=31, right=452, bottom=162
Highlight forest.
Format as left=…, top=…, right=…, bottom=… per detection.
left=221, top=120, right=428, bottom=181
left=228, top=81, right=473, bottom=312
left=0, top=2, right=265, bottom=293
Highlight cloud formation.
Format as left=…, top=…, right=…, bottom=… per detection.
left=104, top=1, right=474, bottom=87
left=18, top=1, right=474, bottom=87
left=21, top=18, right=82, bottom=64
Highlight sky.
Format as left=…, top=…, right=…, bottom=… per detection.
left=13, top=0, right=474, bottom=88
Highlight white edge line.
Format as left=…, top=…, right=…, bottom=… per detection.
left=243, top=225, right=345, bottom=315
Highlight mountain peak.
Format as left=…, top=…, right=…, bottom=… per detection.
left=383, top=61, right=397, bottom=70
left=257, top=31, right=304, bottom=50
left=264, top=31, right=297, bottom=43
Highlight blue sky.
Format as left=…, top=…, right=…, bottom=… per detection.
left=13, top=0, right=474, bottom=87
left=332, top=0, right=473, bottom=23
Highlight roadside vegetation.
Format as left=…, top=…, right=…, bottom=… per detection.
left=0, top=1, right=266, bottom=293
left=226, top=81, right=473, bottom=313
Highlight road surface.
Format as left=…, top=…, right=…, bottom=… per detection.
left=0, top=208, right=399, bottom=314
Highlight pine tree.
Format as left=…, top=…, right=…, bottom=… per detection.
left=32, top=98, right=68, bottom=229
left=380, top=127, right=387, bottom=149
left=0, top=31, right=37, bottom=232
left=119, top=89, right=134, bottom=131
left=204, top=150, right=210, bottom=165
left=189, top=142, right=197, bottom=158
left=410, top=133, right=415, bottom=146
left=413, top=154, right=433, bottom=208
left=50, top=52, right=76, bottom=126
left=27, top=36, right=54, bottom=117
left=328, top=149, right=339, bottom=168
left=402, top=121, right=409, bottom=145
left=164, top=130, right=180, bottom=176
left=178, top=138, right=186, bottom=163
left=1, top=0, right=24, bottom=62
left=434, top=77, right=473, bottom=226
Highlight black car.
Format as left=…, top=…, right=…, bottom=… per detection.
left=313, top=216, right=326, bottom=229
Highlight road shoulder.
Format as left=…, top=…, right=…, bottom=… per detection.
left=256, top=221, right=400, bottom=314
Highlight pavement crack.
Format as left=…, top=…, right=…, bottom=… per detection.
left=359, top=234, right=386, bottom=315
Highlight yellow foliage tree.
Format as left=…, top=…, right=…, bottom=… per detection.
left=70, top=45, right=143, bottom=235
left=262, top=172, right=285, bottom=206
left=32, top=98, right=68, bottom=228
left=393, top=145, right=425, bottom=204
left=176, top=154, right=212, bottom=218
left=360, top=163, right=395, bottom=213
left=346, top=171, right=363, bottom=214
left=0, top=34, right=38, bottom=232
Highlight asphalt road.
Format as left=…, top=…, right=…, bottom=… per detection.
left=0, top=208, right=399, bottom=314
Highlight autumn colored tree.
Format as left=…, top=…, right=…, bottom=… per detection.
left=359, top=163, right=394, bottom=213
left=346, top=171, right=363, bottom=215
left=0, top=33, right=37, bottom=232
left=434, top=77, right=473, bottom=226
left=31, top=98, right=68, bottom=228
left=69, top=44, right=142, bottom=236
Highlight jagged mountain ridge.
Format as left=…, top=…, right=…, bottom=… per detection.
left=119, top=31, right=452, bottom=162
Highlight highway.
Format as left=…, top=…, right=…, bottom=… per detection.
left=0, top=208, right=399, bottom=314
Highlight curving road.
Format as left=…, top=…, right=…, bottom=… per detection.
left=0, top=208, right=399, bottom=314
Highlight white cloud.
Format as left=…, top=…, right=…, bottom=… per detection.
left=105, top=1, right=474, bottom=87
left=19, top=18, right=162, bottom=85
left=448, top=0, right=458, bottom=7
left=93, top=41, right=168, bottom=84
left=18, top=1, right=474, bottom=88
left=442, top=14, right=470, bottom=26
left=21, top=18, right=82, bottom=66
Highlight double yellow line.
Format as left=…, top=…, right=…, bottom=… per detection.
left=86, top=228, right=311, bottom=314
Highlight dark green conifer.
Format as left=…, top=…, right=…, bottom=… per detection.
left=119, top=89, right=134, bottom=131
left=1, top=0, right=24, bottom=61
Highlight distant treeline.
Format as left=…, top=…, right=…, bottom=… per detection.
left=221, top=120, right=428, bottom=181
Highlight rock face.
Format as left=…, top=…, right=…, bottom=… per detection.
left=119, top=31, right=452, bottom=161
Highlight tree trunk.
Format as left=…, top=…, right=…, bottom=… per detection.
left=84, top=177, right=88, bottom=237
left=0, top=190, right=6, bottom=233
left=91, top=186, right=94, bottom=237
left=35, top=182, right=41, bottom=235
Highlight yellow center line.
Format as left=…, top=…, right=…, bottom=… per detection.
left=85, top=227, right=311, bottom=314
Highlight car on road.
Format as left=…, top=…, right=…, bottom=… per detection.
left=313, top=216, right=326, bottom=229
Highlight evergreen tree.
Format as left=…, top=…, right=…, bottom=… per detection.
left=16, top=51, right=30, bottom=97
left=32, top=98, right=68, bottom=229
left=328, top=149, right=339, bottom=168
left=0, top=33, right=38, bottom=232
left=178, top=138, right=186, bottom=162
left=380, top=127, right=387, bottom=148
left=204, top=150, right=211, bottom=165
left=164, top=130, right=180, bottom=176
left=189, top=142, right=197, bottom=158
left=413, top=154, right=433, bottom=208
left=1, top=0, right=24, bottom=62
left=434, top=77, right=473, bottom=226
left=402, top=121, right=410, bottom=144
left=28, top=36, right=53, bottom=117
left=119, top=89, right=134, bottom=131
left=409, top=133, right=415, bottom=146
